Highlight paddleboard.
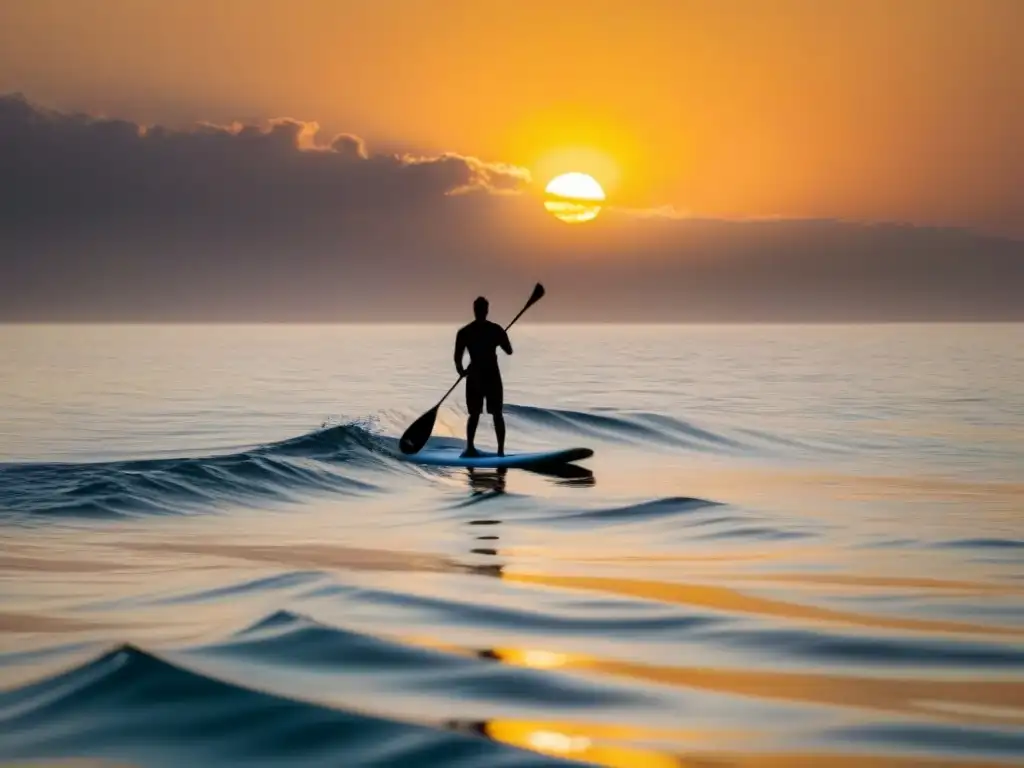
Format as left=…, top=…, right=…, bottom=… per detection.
left=405, top=446, right=593, bottom=469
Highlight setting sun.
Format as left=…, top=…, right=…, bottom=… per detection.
left=544, top=172, right=606, bottom=224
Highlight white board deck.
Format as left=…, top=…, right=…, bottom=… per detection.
left=405, top=446, right=593, bottom=469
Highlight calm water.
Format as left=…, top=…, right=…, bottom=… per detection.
left=1, top=323, right=1022, bottom=767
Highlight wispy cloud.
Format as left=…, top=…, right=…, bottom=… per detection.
left=1, top=94, right=1021, bottom=322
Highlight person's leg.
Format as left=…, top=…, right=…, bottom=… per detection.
left=493, top=413, right=506, bottom=456
left=465, top=413, right=480, bottom=456
left=489, top=377, right=505, bottom=456
left=464, top=375, right=482, bottom=457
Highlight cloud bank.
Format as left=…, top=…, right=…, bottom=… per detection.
left=1, top=93, right=1021, bottom=322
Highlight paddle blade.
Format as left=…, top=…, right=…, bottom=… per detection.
left=399, top=407, right=438, bottom=454
left=527, top=282, right=545, bottom=309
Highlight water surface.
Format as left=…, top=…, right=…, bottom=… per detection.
left=1, top=324, right=1022, bottom=767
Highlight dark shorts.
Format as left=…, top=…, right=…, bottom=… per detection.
left=466, top=372, right=503, bottom=415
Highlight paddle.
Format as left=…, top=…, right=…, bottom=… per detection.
left=399, top=283, right=546, bottom=454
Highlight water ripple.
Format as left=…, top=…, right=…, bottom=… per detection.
left=3, top=380, right=1023, bottom=768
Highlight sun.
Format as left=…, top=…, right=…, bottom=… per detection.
left=544, top=172, right=606, bottom=224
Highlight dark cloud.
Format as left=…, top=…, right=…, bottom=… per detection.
left=1, top=93, right=1021, bottom=322
left=330, top=133, right=368, bottom=160
left=0, top=93, right=527, bottom=228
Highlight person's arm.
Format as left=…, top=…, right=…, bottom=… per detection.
left=454, top=329, right=467, bottom=376
left=499, top=327, right=513, bottom=355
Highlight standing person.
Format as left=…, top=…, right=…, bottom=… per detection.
left=454, top=296, right=513, bottom=456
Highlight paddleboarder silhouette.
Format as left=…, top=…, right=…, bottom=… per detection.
left=455, top=296, right=512, bottom=457
left=399, top=283, right=542, bottom=456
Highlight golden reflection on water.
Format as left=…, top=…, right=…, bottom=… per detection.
left=397, top=635, right=1024, bottom=734
left=503, top=572, right=1024, bottom=639
left=475, top=717, right=1019, bottom=767
left=479, top=721, right=1020, bottom=768
left=434, top=490, right=1024, bottom=768
left=483, top=646, right=1024, bottom=727
left=3, top=457, right=1022, bottom=768
left=479, top=719, right=690, bottom=767
left=706, top=571, right=1024, bottom=597
left=447, top=642, right=1024, bottom=767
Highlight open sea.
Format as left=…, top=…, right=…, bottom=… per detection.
left=1, top=323, right=1022, bottom=768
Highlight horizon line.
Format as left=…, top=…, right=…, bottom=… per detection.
left=3, top=319, right=1022, bottom=327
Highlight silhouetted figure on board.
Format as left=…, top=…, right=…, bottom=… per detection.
left=455, top=296, right=512, bottom=457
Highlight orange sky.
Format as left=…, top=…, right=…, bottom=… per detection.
left=1, top=0, right=1021, bottom=235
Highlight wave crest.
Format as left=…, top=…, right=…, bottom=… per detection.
left=0, top=422, right=395, bottom=520
left=0, top=640, right=574, bottom=766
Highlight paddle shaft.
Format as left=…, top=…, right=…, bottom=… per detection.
left=434, top=294, right=538, bottom=408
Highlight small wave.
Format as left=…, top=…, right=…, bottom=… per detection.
left=301, top=580, right=724, bottom=637
left=0, top=643, right=576, bottom=767
left=935, top=538, right=1024, bottom=566
left=151, top=571, right=328, bottom=606
left=941, top=538, right=1024, bottom=550
left=827, top=721, right=1024, bottom=758
left=518, top=496, right=814, bottom=544
left=499, top=404, right=856, bottom=457
left=698, top=625, right=1024, bottom=669
left=0, top=404, right=777, bottom=521
left=0, top=423, right=400, bottom=521
left=186, top=610, right=651, bottom=711
left=692, top=525, right=812, bottom=542
left=503, top=404, right=750, bottom=453
left=531, top=496, right=721, bottom=526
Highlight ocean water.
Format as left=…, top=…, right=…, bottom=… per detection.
left=1, top=323, right=1022, bottom=768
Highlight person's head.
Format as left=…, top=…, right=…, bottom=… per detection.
left=473, top=296, right=488, bottom=320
